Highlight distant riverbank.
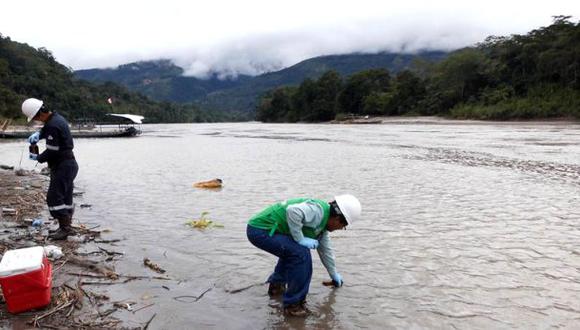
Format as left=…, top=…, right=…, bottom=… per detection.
left=332, top=115, right=580, bottom=126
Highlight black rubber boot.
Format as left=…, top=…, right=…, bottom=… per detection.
left=48, top=215, right=74, bottom=240
left=49, top=206, right=73, bottom=233
left=268, top=282, right=286, bottom=297
left=284, top=301, right=309, bottom=317
left=48, top=220, right=59, bottom=233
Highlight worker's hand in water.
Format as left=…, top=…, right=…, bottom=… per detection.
left=322, top=277, right=343, bottom=288
left=29, top=153, right=38, bottom=161
left=298, top=237, right=319, bottom=249
left=330, top=273, right=343, bottom=287
left=28, top=131, right=40, bottom=144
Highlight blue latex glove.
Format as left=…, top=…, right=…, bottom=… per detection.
left=330, top=272, right=343, bottom=287
left=28, top=131, right=40, bottom=144
left=298, top=237, right=319, bottom=249
left=29, top=153, right=38, bottom=161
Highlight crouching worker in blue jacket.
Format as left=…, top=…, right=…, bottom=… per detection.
left=246, top=194, right=361, bottom=316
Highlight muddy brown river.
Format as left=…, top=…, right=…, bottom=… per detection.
left=1, top=118, right=579, bottom=329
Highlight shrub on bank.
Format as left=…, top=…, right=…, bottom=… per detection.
left=449, top=86, right=580, bottom=120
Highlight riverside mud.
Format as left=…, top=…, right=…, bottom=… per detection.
left=0, top=168, right=152, bottom=329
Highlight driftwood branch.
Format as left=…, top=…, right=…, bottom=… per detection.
left=226, top=282, right=265, bottom=294
left=33, top=300, right=75, bottom=325
left=173, top=287, right=212, bottom=303
left=94, top=239, right=121, bottom=243
left=132, top=303, right=155, bottom=314
left=143, top=313, right=157, bottom=330
left=67, top=272, right=171, bottom=281
left=98, top=246, right=124, bottom=256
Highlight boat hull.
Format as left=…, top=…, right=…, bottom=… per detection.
left=0, top=127, right=140, bottom=139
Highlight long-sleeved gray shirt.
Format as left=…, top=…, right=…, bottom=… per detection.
left=286, top=201, right=337, bottom=276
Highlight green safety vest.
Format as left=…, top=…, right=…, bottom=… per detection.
left=248, top=198, right=330, bottom=238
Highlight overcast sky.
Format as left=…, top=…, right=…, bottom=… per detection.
left=1, top=0, right=579, bottom=78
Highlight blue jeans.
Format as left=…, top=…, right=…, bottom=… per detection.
left=246, top=225, right=312, bottom=306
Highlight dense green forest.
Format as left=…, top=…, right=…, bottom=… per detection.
left=257, top=16, right=580, bottom=122
left=0, top=35, right=238, bottom=123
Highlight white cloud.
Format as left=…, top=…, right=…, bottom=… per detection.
left=1, top=0, right=579, bottom=78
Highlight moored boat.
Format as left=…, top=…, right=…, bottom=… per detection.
left=0, top=113, right=144, bottom=139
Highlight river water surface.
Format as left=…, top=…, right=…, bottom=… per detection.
left=1, top=119, right=580, bottom=329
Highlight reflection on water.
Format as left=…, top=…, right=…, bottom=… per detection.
left=1, top=120, right=579, bottom=329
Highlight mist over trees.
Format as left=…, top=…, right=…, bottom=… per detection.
left=257, top=16, right=580, bottom=122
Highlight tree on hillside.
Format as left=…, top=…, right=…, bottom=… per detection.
left=256, top=87, right=297, bottom=122
left=291, top=78, right=317, bottom=122
left=304, top=70, right=342, bottom=121
left=479, top=16, right=580, bottom=92
left=421, top=48, right=490, bottom=114
left=338, top=69, right=391, bottom=115
left=361, top=70, right=425, bottom=115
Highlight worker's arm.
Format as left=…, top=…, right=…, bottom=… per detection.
left=36, top=125, right=60, bottom=164
left=317, top=231, right=337, bottom=276
left=286, top=201, right=324, bottom=245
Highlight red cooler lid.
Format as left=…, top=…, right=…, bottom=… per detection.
left=0, top=246, right=45, bottom=277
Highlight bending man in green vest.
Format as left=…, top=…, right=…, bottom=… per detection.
left=246, top=194, right=361, bottom=316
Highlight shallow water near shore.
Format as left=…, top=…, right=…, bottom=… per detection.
left=1, top=119, right=580, bottom=329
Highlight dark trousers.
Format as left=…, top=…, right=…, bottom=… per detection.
left=47, top=159, right=78, bottom=219
left=246, top=225, right=312, bottom=306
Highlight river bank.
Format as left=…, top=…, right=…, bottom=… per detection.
left=332, top=115, right=580, bottom=125
left=0, top=167, right=161, bottom=329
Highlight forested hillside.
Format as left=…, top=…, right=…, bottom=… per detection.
left=76, top=60, right=253, bottom=103
left=257, top=16, right=580, bottom=122
left=0, top=35, right=236, bottom=123
left=202, top=51, right=447, bottom=113
left=75, top=52, right=447, bottom=114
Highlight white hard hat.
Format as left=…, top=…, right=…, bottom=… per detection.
left=21, top=98, right=44, bottom=122
left=334, top=194, right=361, bottom=225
